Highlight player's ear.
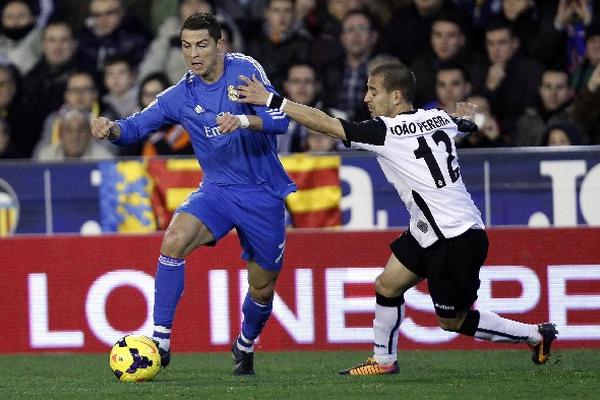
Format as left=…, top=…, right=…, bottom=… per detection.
left=392, top=89, right=403, bottom=105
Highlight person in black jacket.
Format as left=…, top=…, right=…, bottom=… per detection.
left=245, top=0, right=313, bottom=92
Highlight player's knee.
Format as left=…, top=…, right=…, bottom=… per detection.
left=437, top=317, right=463, bottom=332
left=161, top=228, right=188, bottom=257
left=375, top=274, right=402, bottom=298
left=248, top=283, right=274, bottom=304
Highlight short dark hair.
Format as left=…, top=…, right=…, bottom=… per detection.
left=437, top=61, right=470, bottom=82
left=432, top=11, right=465, bottom=34
left=370, top=63, right=416, bottom=103
left=485, top=19, right=514, bottom=38
left=342, top=8, right=380, bottom=32
left=180, top=12, right=222, bottom=42
left=103, top=54, right=132, bottom=72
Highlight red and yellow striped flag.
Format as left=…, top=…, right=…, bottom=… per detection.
left=147, top=158, right=203, bottom=230
left=281, top=154, right=342, bottom=228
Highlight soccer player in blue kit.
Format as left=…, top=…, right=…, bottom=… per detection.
left=91, top=13, right=296, bottom=376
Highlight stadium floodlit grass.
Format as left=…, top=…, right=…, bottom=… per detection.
left=1, top=350, right=598, bottom=400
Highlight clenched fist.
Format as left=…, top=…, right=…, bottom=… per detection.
left=91, top=117, right=120, bottom=140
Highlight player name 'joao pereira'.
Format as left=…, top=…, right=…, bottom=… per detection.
left=389, top=115, right=452, bottom=136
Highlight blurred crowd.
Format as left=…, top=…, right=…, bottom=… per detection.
left=0, top=0, right=599, bottom=162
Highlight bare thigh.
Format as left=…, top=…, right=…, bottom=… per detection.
left=160, top=212, right=216, bottom=258
left=375, top=253, right=424, bottom=298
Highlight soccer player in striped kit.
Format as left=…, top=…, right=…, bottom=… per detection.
left=235, top=62, right=558, bottom=375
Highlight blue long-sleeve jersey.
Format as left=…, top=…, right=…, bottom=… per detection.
left=113, top=53, right=296, bottom=198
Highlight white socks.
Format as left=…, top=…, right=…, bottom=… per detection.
left=372, top=302, right=404, bottom=365
left=474, top=310, right=541, bottom=345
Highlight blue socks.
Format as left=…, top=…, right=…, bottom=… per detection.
left=152, top=254, right=185, bottom=351
left=237, top=293, right=273, bottom=352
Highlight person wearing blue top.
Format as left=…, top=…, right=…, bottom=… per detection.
left=91, top=12, right=295, bottom=376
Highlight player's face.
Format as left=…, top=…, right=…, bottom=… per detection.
left=181, top=29, right=223, bottom=81
left=364, top=73, right=393, bottom=117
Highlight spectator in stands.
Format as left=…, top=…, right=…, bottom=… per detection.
left=412, top=12, right=485, bottom=106
left=309, top=0, right=370, bottom=66
left=539, top=121, right=582, bottom=146
left=320, top=9, right=379, bottom=121
left=572, top=62, right=600, bottom=143
left=33, top=70, right=118, bottom=157
left=0, top=117, right=21, bottom=158
left=554, top=0, right=598, bottom=71
left=305, top=128, right=338, bottom=153
left=136, top=72, right=194, bottom=157
left=36, top=108, right=113, bottom=161
left=139, top=0, right=243, bottom=84
left=479, top=20, right=544, bottom=137
left=514, top=69, right=575, bottom=146
left=425, top=63, right=472, bottom=114
left=245, top=0, right=313, bottom=92
left=379, top=0, right=465, bottom=65
left=500, top=0, right=567, bottom=68
left=19, top=20, right=82, bottom=155
left=278, top=62, right=346, bottom=154
left=571, top=23, right=600, bottom=92
left=457, top=93, right=505, bottom=148
left=0, top=0, right=42, bottom=75
left=0, top=64, right=23, bottom=155
left=102, top=55, right=138, bottom=119
left=77, top=0, right=151, bottom=74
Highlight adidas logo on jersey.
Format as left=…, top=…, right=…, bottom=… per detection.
left=194, top=105, right=205, bottom=114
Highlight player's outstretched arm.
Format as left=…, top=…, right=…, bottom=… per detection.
left=236, top=75, right=347, bottom=141
left=91, top=117, right=121, bottom=140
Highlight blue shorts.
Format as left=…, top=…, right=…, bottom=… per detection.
left=177, top=182, right=286, bottom=271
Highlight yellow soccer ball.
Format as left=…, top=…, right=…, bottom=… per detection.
left=109, top=335, right=161, bottom=382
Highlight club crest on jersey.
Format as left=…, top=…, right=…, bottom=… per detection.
left=227, top=85, right=239, bottom=101
left=417, top=220, right=428, bottom=233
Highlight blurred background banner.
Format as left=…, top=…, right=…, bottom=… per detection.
left=1, top=147, right=599, bottom=235
left=99, top=160, right=156, bottom=233
left=1, top=228, right=598, bottom=353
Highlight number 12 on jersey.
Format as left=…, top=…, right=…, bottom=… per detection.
left=414, top=130, right=460, bottom=188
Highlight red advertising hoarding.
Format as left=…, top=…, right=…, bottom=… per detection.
left=1, top=228, right=599, bottom=353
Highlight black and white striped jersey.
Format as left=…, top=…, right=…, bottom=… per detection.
left=339, top=108, right=484, bottom=248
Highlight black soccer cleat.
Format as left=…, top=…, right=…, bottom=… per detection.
left=231, top=341, right=255, bottom=376
left=153, top=340, right=171, bottom=368
left=530, top=322, right=558, bottom=365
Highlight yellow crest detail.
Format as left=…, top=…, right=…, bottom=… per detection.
left=227, top=85, right=239, bottom=100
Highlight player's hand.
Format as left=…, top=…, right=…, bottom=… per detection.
left=454, top=102, right=478, bottom=121
left=236, top=74, right=270, bottom=106
left=91, top=117, right=117, bottom=140
left=216, top=112, right=241, bottom=133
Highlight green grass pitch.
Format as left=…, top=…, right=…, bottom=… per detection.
left=1, top=350, right=598, bottom=399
